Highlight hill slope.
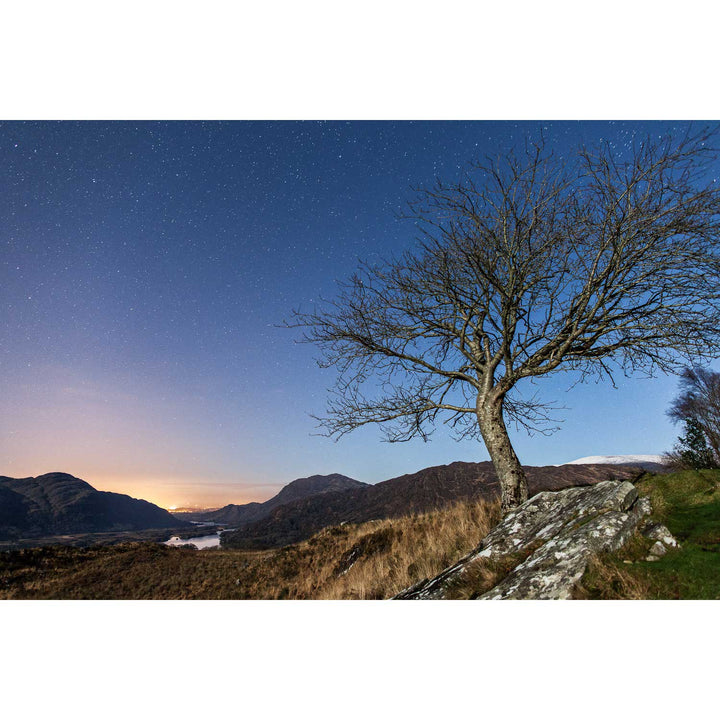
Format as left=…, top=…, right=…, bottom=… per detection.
left=221, top=460, right=649, bottom=550
left=577, top=468, right=720, bottom=599
left=184, top=473, right=368, bottom=526
left=0, top=472, right=187, bottom=539
left=2, top=468, right=714, bottom=600
left=0, top=497, right=499, bottom=599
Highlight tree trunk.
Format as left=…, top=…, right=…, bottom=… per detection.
left=476, top=394, right=528, bottom=515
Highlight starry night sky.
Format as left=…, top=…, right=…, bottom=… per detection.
left=0, top=120, right=702, bottom=508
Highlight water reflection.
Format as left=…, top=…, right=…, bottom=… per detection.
left=164, top=533, right=221, bottom=549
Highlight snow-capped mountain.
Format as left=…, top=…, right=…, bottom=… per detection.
left=563, top=454, right=665, bottom=467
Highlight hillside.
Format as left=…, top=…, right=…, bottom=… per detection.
left=3, top=468, right=716, bottom=600
left=0, top=472, right=188, bottom=539
left=0, top=497, right=499, bottom=599
left=179, top=473, right=368, bottom=526
left=221, top=460, right=651, bottom=549
left=577, top=468, right=720, bottom=599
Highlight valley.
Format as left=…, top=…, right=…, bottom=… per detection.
left=2, top=467, right=718, bottom=600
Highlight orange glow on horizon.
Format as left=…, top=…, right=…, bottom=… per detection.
left=84, top=474, right=283, bottom=510
left=2, top=466, right=284, bottom=510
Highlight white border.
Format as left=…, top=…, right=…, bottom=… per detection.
left=2, top=3, right=717, bottom=717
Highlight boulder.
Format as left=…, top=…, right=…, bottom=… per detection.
left=395, top=480, right=652, bottom=600
left=642, top=522, right=678, bottom=547
left=646, top=540, right=668, bottom=561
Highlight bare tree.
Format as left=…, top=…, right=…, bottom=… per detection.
left=291, top=129, right=720, bottom=515
left=667, top=366, right=720, bottom=462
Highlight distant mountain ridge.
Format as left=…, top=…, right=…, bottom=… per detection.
left=0, top=472, right=187, bottom=540
left=1, top=459, right=666, bottom=546
left=221, top=460, right=657, bottom=550
left=182, top=474, right=368, bottom=526
left=563, top=454, right=666, bottom=471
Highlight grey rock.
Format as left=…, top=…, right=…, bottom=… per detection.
left=646, top=540, right=668, bottom=561
left=642, top=522, right=678, bottom=548
left=395, top=480, right=651, bottom=600
left=634, top=496, right=653, bottom=520
left=476, top=480, right=639, bottom=559
left=480, top=508, right=645, bottom=599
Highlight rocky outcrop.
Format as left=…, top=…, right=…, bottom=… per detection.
left=221, top=461, right=652, bottom=550
left=395, top=480, right=662, bottom=600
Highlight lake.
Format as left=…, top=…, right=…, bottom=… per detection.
left=164, top=532, right=222, bottom=549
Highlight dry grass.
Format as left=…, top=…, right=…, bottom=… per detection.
left=0, top=498, right=500, bottom=600
left=276, top=498, right=500, bottom=600
left=574, top=533, right=666, bottom=600
left=574, top=555, right=653, bottom=600
left=442, top=557, right=517, bottom=600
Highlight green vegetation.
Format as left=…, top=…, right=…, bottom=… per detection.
left=577, top=469, right=720, bottom=599
left=669, top=418, right=718, bottom=470
left=666, top=366, right=720, bottom=468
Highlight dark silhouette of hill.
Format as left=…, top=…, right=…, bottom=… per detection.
left=0, top=472, right=188, bottom=540
left=221, top=461, right=655, bottom=550
left=183, top=474, right=368, bottom=526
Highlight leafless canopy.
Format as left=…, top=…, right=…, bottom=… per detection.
left=291, top=129, right=720, bottom=447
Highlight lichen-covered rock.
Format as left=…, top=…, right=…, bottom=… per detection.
left=395, top=480, right=651, bottom=600
left=646, top=540, right=668, bottom=561
left=480, top=505, right=647, bottom=599
left=634, top=496, right=653, bottom=520
left=642, top=522, right=678, bottom=547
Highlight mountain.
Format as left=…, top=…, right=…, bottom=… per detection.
left=564, top=454, right=667, bottom=471
left=0, top=472, right=188, bottom=540
left=183, top=473, right=369, bottom=526
left=221, top=460, right=653, bottom=550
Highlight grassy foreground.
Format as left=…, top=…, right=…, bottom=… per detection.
left=576, top=469, right=720, bottom=599
left=0, top=500, right=499, bottom=599
left=2, top=469, right=718, bottom=599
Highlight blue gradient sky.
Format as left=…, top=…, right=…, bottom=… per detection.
left=0, top=121, right=706, bottom=507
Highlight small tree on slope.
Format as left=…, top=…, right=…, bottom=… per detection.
left=670, top=418, right=718, bottom=470
left=667, top=365, right=720, bottom=464
left=291, top=130, right=720, bottom=515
